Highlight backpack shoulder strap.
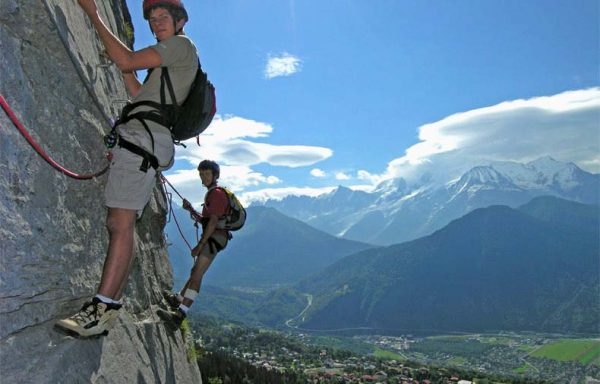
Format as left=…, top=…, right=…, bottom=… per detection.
left=116, top=66, right=175, bottom=129
left=142, top=67, right=154, bottom=83
left=204, top=185, right=221, bottom=203
left=160, top=66, right=179, bottom=107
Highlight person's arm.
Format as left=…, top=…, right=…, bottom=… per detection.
left=182, top=199, right=203, bottom=223
left=121, top=72, right=142, bottom=98
left=78, top=0, right=161, bottom=73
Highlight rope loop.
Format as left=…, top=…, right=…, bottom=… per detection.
left=1, top=94, right=109, bottom=180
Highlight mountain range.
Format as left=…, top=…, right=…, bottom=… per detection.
left=194, top=196, right=599, bottom=335
left=255, top=157, right=599, bottom=245
left=293, top=196, right=599, bottom=334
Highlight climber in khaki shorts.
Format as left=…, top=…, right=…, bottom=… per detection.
left=55, top=0, right=198, bottom=338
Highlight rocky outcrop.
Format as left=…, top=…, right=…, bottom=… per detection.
left=0, top=1, right=201, bottom=382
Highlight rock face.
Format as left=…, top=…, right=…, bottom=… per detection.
left=0, top=1, right=201, bottom=383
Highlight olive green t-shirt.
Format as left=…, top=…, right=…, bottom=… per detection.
left=134, top=35, right=198, bottom=107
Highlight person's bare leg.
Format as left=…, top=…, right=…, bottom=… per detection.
left=181, top=254, right=215, bottom=307
left=98, top=207, right=137, bottom=299
left=54, top=207, right=135, bottom=336
left=114, top=239, right=138, bottom=300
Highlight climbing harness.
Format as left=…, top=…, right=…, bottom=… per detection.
left=0, top=94, right=109, bottom=180
left=106, top=88, right=168, bottom=174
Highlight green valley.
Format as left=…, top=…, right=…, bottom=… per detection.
left=187, top=313, right=600, bottom=383
left=529, top=339, right=600, bottom=364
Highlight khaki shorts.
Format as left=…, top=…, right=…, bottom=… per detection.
left=104, top=122, right=174, bottom=216
left=104, top=146, right=157, bottom=216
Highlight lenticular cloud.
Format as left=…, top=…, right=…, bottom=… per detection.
left=383, top=88, right=600, bottom=184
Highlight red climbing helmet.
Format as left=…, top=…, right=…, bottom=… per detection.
left=143, top=0, right=188, bottom=22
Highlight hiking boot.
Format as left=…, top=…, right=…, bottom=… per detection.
left=55, top=298, right=121, bottom=338
left=161, top=290, right=181, bottom=310
left=156, top=307, right=186, bottom=331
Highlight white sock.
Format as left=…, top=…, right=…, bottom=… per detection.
left=178, top=304, right=190, bottom=315
left=183, top=289, right=198, bottom=301
left=95, top=294, right=122, bottom=305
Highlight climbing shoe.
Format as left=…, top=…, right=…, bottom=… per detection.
left=161, top=290, right=181, bottom=310
left=156, top=307, right=186, bottom=331
left=55, top=297, right=121, bottom=338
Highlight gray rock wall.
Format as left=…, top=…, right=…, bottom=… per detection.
left=0, top=1, right=201, bottom=382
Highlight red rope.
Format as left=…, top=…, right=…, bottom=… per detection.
left=161, top=175, right=202, bottom=220
left=0, top=94, right=109, bottom=180
left=171, top=200, right=194, bottom=251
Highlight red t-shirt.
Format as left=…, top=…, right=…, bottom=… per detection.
left=202, top=187, right=229, bottom=231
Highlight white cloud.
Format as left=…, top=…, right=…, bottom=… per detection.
left=335, top=172, right=351, bottom=180
left=379, top=88, right=600, bottom=185
left=199, top=115, right=273, bottom=140
left=348, top=184, right=375, bottom=192
left=311, top=168, right=326, bottom=177
left=240, top=184, right=376, bottom=205
left=242, top=186, right=336, bottom=206
left=175, top=115, right=332, bottom=168
left=357, top=170, right=384, bottom=185
left=264, top=53, right=302, bottom=79
left=165, top=115, right=332, bottom=204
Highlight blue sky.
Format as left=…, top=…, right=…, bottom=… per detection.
left=125, top=0, right=599, bottom=205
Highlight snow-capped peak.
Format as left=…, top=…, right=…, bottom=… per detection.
left=527, top=156, right=567, bottom=175
left=449, top=165, right=516, bottom=195
left=469, top=156, right=585, bottom=190
left=374, top=177, right=408, bottom=195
